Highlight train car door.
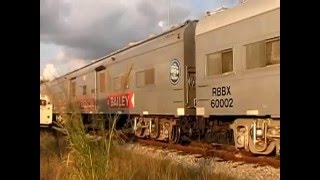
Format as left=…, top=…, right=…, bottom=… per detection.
left=185, top=66, right=196, bottom=115
left=69, top=77, right=77, bottom=110
left=95, top=65, right=107, bottom=113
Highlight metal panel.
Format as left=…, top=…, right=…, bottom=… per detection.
left=195, top=5, right=280, bottom=117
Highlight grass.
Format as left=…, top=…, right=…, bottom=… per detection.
left=40, top=112, right=236, bottom=180
left=40, top=131, right=68, bottom=180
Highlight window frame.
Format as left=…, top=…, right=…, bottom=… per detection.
left=135, top=67, right=155, bottom=88
left=114, top=74, right=130, bottom=91
left=205, top=48, right=234, bottom=77
left=82, top=85, right=87, bottom=95
left=244, top=36, right=280, bottom=70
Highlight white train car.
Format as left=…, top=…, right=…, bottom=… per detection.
left=40, top=94, right=53, bottom=128
left=195, top=0, right=280, bottom=155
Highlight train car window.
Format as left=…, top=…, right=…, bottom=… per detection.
left=145, top=68, right=155, bottom=85
left=222, top=50, right=233, bottom=73
left=114, top=75, right=129, bottom=90
left=246, top=37, right=280, bottom=69
left=40, top=99, right=46, bottom=106
left=82, top=85, right=87, bottom=95
left=113, top=75, right=129, bottom=91
left=206, top=49, right=233, bottom=76
left=122, top=75, right=130, bottom=89
left=207, top=53, right=221, bottom=75
left=70, top=81, right=76, bottom=97
left=114, top=76, right=121, bottom=90
left=136, top=68, right=154, bottom=87
left=266, top=38, right=280, bottom=65
left=99, top=73, right=105, bottom=93
left=136, top=71, right=145, bottom=88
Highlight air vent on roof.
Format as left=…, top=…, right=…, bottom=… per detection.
left=128, top=40, right=143, bottom=46
left=206, top=7, right=228, bottom=16
left=148, top=34, right=156, bottom=38
left=239, top=0, right=248, bottom=4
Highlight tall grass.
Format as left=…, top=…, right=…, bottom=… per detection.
left=41, top=112, right=235, bottom=180
left=51, top=111, right=121, bottom=180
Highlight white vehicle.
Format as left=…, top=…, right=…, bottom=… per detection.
left=40, top=94, right=53, bottom=127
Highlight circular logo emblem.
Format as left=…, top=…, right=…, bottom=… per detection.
left=170, top=59, right=180, bottom=85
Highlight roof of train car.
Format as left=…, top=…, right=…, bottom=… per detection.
left=50, top=19, right=197, bottom=82
left=195, top=0, right=280, bottom=36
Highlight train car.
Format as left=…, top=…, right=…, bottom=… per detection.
left=96, top=20, right=198, bottom=142
left=43, top=20, right=198, bottom=139
left=41, top=77, right=69, bottom=125
left=194, top=0, right=280, bottom=155
left=40, top=0, right=280, bottom=156
left=40, top=94, right=53, bottom=127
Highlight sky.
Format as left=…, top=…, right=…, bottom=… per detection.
left=40, top=0, right=239, bottom=80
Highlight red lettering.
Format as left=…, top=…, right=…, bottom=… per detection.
left=106, top=92, right=134, bottom=109
left=77, top=97, right=95, bottom=110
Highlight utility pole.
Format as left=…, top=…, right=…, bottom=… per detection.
left=168, top=0, right=170, bottom=27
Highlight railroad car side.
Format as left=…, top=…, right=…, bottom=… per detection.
left=194, top=0, right=280, bottom=155
left=43, top=21, right=198, bottom=134
left=97, top=20, right=198, bottom=142
left=100, top=22, right=197, bottom=116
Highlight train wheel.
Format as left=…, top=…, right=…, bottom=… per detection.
left=150, top=117, right=160, bottom=139
left=123, top=118, right=135, bottom=134
left=134, top=118, right=145, bottom=138
left=169, top=125, right=181, bottom=144
left=248, top=131, right=276, bottom=155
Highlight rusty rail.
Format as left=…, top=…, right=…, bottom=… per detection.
left=137, top=139, right=280, bottom=168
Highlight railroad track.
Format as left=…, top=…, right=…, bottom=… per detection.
left=44, top=127, right=280, bottom=169
left=86, top=129, right=280, bottom=169
left=136, top=139, right=280, bottom=168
